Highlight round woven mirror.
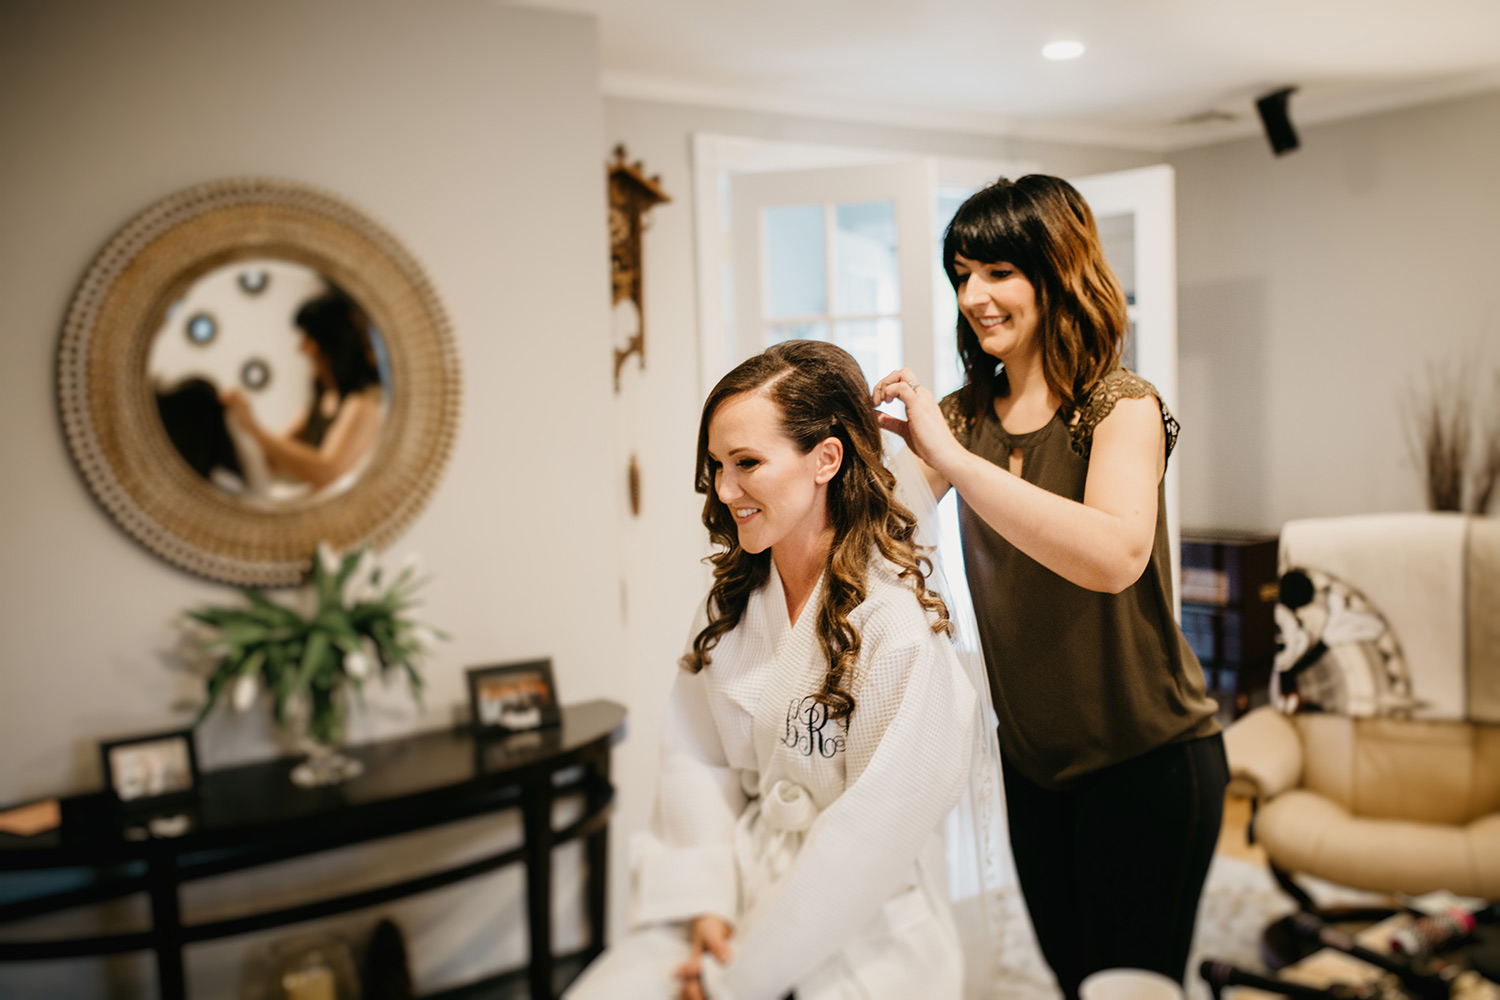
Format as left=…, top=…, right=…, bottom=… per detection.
left=58, top=178, right=460, bottom=585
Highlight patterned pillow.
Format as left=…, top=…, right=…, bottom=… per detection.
left=1272, top=567, right=1417, bottom=717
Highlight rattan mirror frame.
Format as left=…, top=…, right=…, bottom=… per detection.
left=57, top=178, right=461, bottom=585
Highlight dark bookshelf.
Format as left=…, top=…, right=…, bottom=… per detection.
left=1180, top=530, right=1280, bottom=721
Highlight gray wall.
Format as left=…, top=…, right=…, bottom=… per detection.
left=1169, top=89, right=1500, bottom=531
left=0, top=2, right=620, bottom=995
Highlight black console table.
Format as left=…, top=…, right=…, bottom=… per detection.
left=0, top=699, right=626, bottom=999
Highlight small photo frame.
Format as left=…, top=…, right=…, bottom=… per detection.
left=99, top=728, right=200, bottom=809
left=466, top=659, right=560, bottom=734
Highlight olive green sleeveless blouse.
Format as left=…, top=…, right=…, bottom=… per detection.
left=941, top=368, right=1220, bottom=790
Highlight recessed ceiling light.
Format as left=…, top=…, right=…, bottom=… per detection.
left=1042, top=40, right=1086, bottom=61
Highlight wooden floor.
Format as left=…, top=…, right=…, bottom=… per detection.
left=1217, top=793, right=1267, bottom=866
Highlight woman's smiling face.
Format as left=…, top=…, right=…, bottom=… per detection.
left=953, top=252, right=1040, bottom=362
left=706, top=390, right=832, bottom=556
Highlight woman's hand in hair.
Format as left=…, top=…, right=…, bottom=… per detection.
left=872, top=368, right=958, bottom=500
left=673, top=914, right=733, bottom=1000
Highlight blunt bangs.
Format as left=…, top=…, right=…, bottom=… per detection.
left=941, top=183, right=1040, bottom=289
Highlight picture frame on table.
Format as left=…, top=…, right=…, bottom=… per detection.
left=466, top=659, right=560, bottom=734
left=99, top=728, right=201, bottom=811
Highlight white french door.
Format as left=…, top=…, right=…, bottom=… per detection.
left=707, top=147, right=1181, bottom=610
left=729, top=160, right=935, bottom=392
left=1071, top=164, right=1183, bottom=609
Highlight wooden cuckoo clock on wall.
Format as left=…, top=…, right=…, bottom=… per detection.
left=608, top=144, right=670, bottom=391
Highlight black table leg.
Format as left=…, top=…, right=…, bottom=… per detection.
left=147, top=853, right=186, bottom=1000
left=584, top=748, right=610, bottom=961
left=523, top=778, right=554, bottom=1000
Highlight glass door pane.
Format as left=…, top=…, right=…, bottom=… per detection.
left=833, top=201, right=900, bottom=315
left=764, top=204, right=827, bottom=319
left=932, top=190, right=971, bottom=397
left=767, top=321, right=830, bottom=344
left=1095, top=211, right=1138, bottom=371
left=833, top=318, right=902, bottom=392
left=731, top=161, right=933, bottom=385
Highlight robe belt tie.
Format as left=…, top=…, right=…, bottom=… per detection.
left=760, top=778, right=818, bottom=833
left=736, top=779, right=819, bottom=918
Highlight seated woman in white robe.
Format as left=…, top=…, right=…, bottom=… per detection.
left=566, top=340, right=977, bottom=1000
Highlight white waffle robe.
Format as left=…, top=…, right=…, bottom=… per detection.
left=565, top=558, right=977, bottom=1000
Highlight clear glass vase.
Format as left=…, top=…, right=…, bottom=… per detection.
left=289, top=738, right=364, bottom=788
left=287, top=692, right=363, bottom=789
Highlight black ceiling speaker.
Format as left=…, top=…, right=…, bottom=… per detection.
left=1256, top=87, right=1300, bottom=155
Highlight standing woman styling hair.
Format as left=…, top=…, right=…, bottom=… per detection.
left=566, top=341, right=977, bottom=1000
left=221, top=288, right=384, bottom=493
left=874, top=175, right=1225, bottom=996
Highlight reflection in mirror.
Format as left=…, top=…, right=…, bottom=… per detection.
left=147, top=259, right=389, bottom=506
left=238, top=268, right=269, bottom=295
left=240, top=358, right=271, bottom=391
left=186, top=313, right=217, bottom=345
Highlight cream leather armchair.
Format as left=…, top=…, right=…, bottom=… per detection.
left=1223, top=512, right=1500, bottom=901
left=1226, top=704, right=1500, bottom=898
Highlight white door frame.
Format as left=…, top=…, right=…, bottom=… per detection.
left=690, top=133, right=1033, bottom=394
left=730, top=159, right=935, bottom=388
left=691, top=140, right=1182, bottom=608
left=1072, top=164, right=1182, bottom=610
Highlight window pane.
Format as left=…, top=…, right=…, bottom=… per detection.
left=933, top=190, right=973, bottom=397
left=764, top=205, right=826, bottom=319
left=1095, top=212, right=1136, bottom=301
left=833, top=318, right=902, bottom=391
left=834, top=201, right=899, bottom=315
left=1095, top=212, right=1137, bottom=371
left=767, top=321, right=830, bottom=347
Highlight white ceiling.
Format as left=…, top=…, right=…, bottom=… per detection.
left=511, top=0, right=1500, bottom=151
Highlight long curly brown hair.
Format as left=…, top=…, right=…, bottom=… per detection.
left=942, top=174, right=1129, bottom=424
left=682, top=340, right=949, bottom=722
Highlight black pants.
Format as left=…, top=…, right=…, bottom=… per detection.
left=1003, top=732, right=1228, bottom=1000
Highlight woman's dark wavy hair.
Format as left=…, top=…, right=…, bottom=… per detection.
left=942, top=174, right=1128, bottom=422
left=683, top=340, right=949, bottom=722
left=295, top=287, right=382, bottom=398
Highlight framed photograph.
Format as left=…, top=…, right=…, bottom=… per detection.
left=99, top=728, right=200, bottom=809
left=466, top=659, right=560, bottom=734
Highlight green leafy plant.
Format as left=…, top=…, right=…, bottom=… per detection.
left=186, top=543, right=440, bottom=746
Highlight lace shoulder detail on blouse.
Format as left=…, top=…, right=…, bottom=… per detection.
left=1067, top=368, right=1181, bottom=461
left=939, top=388, right=975, bottom=451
